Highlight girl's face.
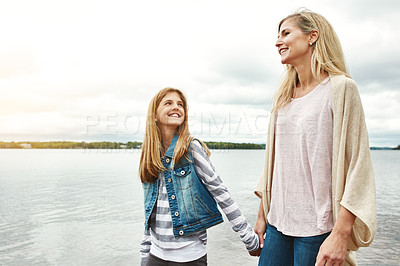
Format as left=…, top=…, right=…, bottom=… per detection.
left=155, top=92, right=185, bottom=132
left=275, top=18, right=312, bottom=66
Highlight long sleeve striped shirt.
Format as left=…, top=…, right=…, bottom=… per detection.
left=140, top=141, right=259, bottom=265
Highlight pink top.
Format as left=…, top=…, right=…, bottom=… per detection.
left=267, top=78, right=334, bottom=237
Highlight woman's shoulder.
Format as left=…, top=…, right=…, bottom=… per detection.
left=330, top=74, right=359, bottom=94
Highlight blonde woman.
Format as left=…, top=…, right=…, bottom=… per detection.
left=253, top=10, right=376, bottom=266
left=139, top=88, right=259, bottom=266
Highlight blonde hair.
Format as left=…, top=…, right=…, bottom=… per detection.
left=273, top=9, right=350, bottom=111
left=139, top=87, right=209, bottom=183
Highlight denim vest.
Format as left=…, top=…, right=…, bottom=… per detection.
left=143, top=134, right=223, bottom=237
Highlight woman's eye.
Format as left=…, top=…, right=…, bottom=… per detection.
left=284, top=32, right=290, bottom=35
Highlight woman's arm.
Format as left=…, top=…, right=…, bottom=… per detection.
left=315, top=205, right=356, bottom=266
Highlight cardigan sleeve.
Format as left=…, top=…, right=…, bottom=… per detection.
left=331, top=75, right=377, bottom=250
left=254, top=112, right=276, bottom=220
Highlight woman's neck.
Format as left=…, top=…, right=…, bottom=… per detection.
left=294, top=63, right=328, bottom=98
left=295, top=62, right=316, bottom=89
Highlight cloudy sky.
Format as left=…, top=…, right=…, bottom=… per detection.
left=1, top=0, right=399, bottom=147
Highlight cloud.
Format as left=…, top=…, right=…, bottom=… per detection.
left=360, top=90, right=400, bottom=147
left=352, top=61, right=400, bottom=91
left=344, top=0, right=400, bottom=20
left=1, top=0, right=399, bottom=146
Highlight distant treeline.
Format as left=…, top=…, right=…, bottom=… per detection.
left=0, top=141, right=141, bottom=149
left=1, top=141, right=398, bottom=150
left=204, top=141, right=265, bottom=150
left=0, top=141, right=265, bottom=150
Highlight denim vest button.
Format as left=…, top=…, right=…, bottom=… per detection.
left=165, top=158, right=170, bottom=163
left=180, top=170, right=185, bottom=175
left=179, top=230, right=184, bottom=236
left=171, top=195, right=176, bottom=200
left=174, top=211, right=179, bottom=216
left=167, top=178, right=172, bottom=183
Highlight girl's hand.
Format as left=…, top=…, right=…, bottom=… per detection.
left=248, top=246, right=262, bottom=257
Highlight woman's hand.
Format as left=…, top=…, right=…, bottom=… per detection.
left=249, top=221, right=266, bottom=256
left=315, top=231, right=348, bottom=266
left=315, top=206, right=356, bottom=266
left=249, top=200, right=267, bottom=257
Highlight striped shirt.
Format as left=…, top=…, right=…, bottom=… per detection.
left=140, top=141, right=259, bottom=265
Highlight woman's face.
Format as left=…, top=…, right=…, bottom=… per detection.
left=275, top=18, right=313, bottom=66
left=155, top=91, right=185, bottom=132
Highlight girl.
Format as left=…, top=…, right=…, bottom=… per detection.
left=253, top=10, right=376, bottom=266
left=139, top=88, right=259, bottom=266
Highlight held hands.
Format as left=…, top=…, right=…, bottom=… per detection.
left=248, top=214, right=267, bottom=256
left=248, top=219, right=266, bottom=256
left=249, top=200, right=267, bottom=257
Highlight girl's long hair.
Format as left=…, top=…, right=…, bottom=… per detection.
left=139, top=87, right=209, bottom=183
left=273, top=9, right=350, bottom=111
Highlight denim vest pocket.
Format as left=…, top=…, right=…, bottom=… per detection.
left=173, top=165, right=192, bottom=190
left=195, top=195, right=215, bottom=216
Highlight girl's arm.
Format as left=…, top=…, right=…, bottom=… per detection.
left=192, top=141, right=259, bottom=252
left=140, top=229, right=151, bottom=266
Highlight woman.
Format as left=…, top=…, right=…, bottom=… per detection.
left=139, top=88, right=259, bottom=266
left=253, top=10, right=376, bottom=266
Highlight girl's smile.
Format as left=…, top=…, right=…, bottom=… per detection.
left=156, top=92, right=185, bottom=131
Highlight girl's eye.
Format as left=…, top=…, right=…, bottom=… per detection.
left=284, top=32, right=290, bottom=35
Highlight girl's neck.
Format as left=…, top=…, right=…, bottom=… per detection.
left=161, top=129, right=177, bottom=152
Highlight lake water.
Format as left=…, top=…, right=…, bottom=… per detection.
left=0, top=149, right=399, bottom=265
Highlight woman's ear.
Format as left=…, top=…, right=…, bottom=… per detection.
left=309, top=30, right=319, bottom=45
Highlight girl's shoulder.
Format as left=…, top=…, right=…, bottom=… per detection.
left=190, top=138, right=211, bottom=158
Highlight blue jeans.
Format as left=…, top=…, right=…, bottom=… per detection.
left=258, top=224, right=330, bottom=266
left=146, top=253, right=207, bottom=266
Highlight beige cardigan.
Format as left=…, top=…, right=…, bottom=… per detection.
left=255, top=75, right=377, bottom=265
